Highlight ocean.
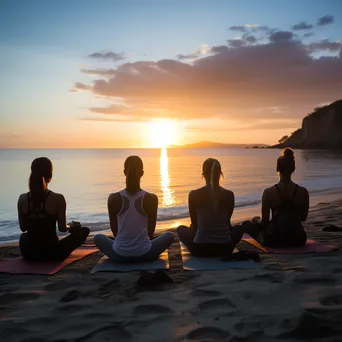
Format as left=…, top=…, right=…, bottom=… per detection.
left=1, top=148, right=342, bottom=243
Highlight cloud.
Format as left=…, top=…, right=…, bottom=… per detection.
left=177, top=54, right=195, bottom=60
left=303, top=32, right=315, bottom=38
left=81, top=68, right=116, bottom=78
left=80, top=116, right=147, bottom=123
left=89, top=104, right=129, bottom=115
left=244, top=35, right=257, bottom=44
left=317, top=15, right=334, bottom=26
left=227, top=34, right=258, bottom=47
left=227, top=39, right=246, bottom=48
left=292, top=21, right=313, bottom=30
left=88, top=51, right=126, bottom=61
left=74, top=29, right=342, bottom=123
left=210, top=45, right=229, bottom=54
left=229, top=25, right=246, bottom=32
left=70, top=82, right=92, bottom=92
left=188, top=119, right=298, bottom=132
left=229, top=24, right=270, bottom=33
left=308, top=39, right=342, bottom=52
left=269, top=31, right=294, bottom=43
left=177, top=44, right=210, bottom=60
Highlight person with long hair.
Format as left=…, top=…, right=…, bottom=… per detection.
left=17, top=157, right=90, bottom=260
left=94, top=156, right=174, bottom=263
left=177, top=158, right=243, bottom=256
left=242, top=148, right=309, bottom=247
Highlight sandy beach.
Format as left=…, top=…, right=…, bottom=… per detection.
left=1, top=199, right=342, bottom=342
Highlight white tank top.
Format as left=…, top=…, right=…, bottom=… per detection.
left=112, top=189, right=152, bottom=257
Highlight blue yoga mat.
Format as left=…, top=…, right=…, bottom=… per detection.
left=91, top=251, right=169, bottom=273
left=180, top=243, right=257, bottom=271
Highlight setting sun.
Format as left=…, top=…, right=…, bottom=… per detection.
left=148, top=120, right=177, bottom=148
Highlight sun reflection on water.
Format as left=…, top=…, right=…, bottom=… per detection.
left=160, top=148, right=175, bottom=207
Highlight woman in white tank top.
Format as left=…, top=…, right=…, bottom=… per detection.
left=94, top=156, right=174, bottom=263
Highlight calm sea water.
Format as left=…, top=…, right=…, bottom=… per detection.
left=1, top=148, right=342, bottom=242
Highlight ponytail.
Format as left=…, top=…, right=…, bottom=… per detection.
left=28, top=157, right=53, bottom=202
left=29, top=172, right=47, bottom=202
left=210, top=161, right=221, bottom=198
left=202, top=158, right=223, bottom=211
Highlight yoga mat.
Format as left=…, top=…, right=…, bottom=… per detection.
left=180, top=243, right=257, bottom=271
left=0, top=246, right=98, bottom=275
left=242, top=233, right=338, bottom=254
left=91, top=251, right=169, bottom=273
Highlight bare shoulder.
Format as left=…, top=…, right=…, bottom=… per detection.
left=297, top=185, right=309, bottom=196
left=144, top=192, right=158, bottom=204
left=108, top=192, right=121, bottom=204
left=262, top=186, right=275, bottom=200
left=48, top=191, right=65, bottom=203
left=17, top=193, right=27, bottom=206
left=222, top=188, right=234, bottom=196
left=190, top=187, right=205, bottom=196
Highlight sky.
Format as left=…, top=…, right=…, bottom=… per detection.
left=0, top=0, right=341, bottom=148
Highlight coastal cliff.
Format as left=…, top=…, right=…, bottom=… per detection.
left=275, top=99, right=342, bottom=149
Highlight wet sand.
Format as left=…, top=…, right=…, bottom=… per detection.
left=1, top=199, right=342, bottom=342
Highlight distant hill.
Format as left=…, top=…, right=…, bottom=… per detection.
left=169, top=141, right=269, bottom=149
left=274, top=99, right=342, bottom=149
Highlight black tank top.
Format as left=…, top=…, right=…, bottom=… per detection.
left=272, top=184, right=299, bottom=217
left=23, top=191, right=58, bottom=244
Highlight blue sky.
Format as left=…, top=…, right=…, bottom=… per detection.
left=1, top=0, right=341, bottom=148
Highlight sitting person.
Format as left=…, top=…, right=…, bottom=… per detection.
left=94, top=156, right=174, bottom=263
left=242, top=148, right=308, bottom=247
left=18, top=157, right=90, bottom=261
left=177, top=158, right=243, bottom=257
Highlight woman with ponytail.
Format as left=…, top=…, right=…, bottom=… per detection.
left=94, top=155, right=174, bottom=263
left=242, top=148, right=309, bottom=247
left=177, top=158, right=243, bottom=256
left=17, top=157, right=89, bottom=260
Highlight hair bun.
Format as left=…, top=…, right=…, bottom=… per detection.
left=283, top=148, right=294, bottom=159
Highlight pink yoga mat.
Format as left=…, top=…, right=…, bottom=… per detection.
left=242, top=233, right=338, bottom=254
left=0, top=246, right=98, bottom=275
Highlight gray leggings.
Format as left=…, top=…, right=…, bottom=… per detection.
left=94, top=232, right=174, bottom=263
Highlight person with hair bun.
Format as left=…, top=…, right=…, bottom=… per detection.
left=242, top=148, right=309, bottom=247
left=17, top=157, right=90, bottom=261
left=94, top=156, right=174, bottom=263
left=177, top=158, right=243, bottom=256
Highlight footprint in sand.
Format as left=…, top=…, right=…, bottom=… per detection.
left=44, top=280, right=79, bottom=291
left=253, top=272, right=285, bottom=283
left=55, top=303, right=89, bottom=314
left=191, top=289, right=223, bottom=297
left=187, top=327, right=229, bottom=340
left=198, top=298, right=237, bottom=311
left=0, top=292, right=41, bottom=305
left=133, top=304, right=173, bottom=316
left=60, top=289, right=82, bottom=302
left=320, top=294, right=342, bottom=306
left=291, top=274, right=336, bottom=285
left=97, top=279, right=121, bottom=297
left=76, top=325, right=131, bottom=341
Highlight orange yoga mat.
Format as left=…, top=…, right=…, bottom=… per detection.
left=242, top=233, right=338, bottom=254
left=0, top=246, right=98, bottom=275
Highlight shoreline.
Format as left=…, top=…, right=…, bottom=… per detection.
left=2, top=195, right=342, bottom=247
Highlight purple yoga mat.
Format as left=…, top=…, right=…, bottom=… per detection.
left=242, top=233, right=338, bottom=254
left=0, top=246, right=98, bottom=275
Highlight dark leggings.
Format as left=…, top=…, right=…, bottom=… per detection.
left=177, top=225, right=244, bottom=257
left=242, top=221, right=307, bottom=247
left=19, top=227, right=90, bottom=261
